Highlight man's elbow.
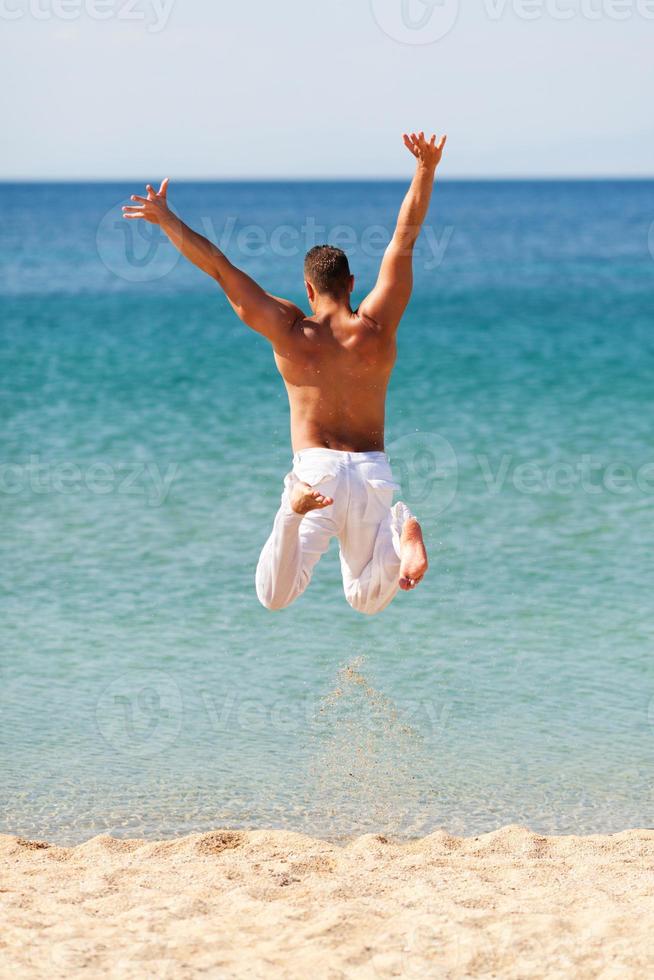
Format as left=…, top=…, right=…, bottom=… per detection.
left=391, top=230, right=419, bottom=257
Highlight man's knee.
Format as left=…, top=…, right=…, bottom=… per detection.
left=257, top=594, right=293, bottom=612
left=344, top=586, right=392, bottom=617
left=255, top=581, right=294, bottom=612
left=255, top=567, right=306, bottom=611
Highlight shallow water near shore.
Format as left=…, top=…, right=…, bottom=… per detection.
left=1, top=180, right=654, bottom=843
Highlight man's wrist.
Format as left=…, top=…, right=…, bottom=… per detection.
left=417, top=161, right=437, bottom=178
left=159, top=209, right=178, bottom=233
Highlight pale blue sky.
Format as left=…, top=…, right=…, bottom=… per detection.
left=1, top=0, right=653, bottom=178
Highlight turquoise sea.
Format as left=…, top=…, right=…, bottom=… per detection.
left=1, top=180, right=653, bottom=843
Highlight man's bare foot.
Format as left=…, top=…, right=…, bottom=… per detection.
left=290, top=482, right=334, bottom=516
left=399, top=518, right=428, bottom=591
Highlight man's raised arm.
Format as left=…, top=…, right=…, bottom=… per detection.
left=122, top=179, right=304, bottom=342
left=358, top=132, right=447, bottom=332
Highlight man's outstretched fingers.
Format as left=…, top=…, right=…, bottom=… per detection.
left=403, top=134, right=418, bottom=157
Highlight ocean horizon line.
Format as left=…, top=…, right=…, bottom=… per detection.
left=2, top=174, right=653, bottom=185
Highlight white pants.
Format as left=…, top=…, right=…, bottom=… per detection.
left=256, top=448, right=414, bottom=616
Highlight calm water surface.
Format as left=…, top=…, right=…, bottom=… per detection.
left=1, top=180, right=653, bottom=842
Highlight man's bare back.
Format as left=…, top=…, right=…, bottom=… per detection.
left=274, top=307, right=396, bottom=454
left=124, top=131, right=447, bottom=608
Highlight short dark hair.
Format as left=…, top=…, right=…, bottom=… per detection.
left=304, top=245, right=351, bottom=298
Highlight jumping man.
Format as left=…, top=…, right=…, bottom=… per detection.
left=123, top=131, right=447, bottom=615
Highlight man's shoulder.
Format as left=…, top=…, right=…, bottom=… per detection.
left=266, top=294, right=307, bottom=326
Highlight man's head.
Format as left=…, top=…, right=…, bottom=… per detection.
left=304, top=245, right=354, bottom=310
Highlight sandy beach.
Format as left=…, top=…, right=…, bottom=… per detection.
left=2, top=825, right=653, bottom=978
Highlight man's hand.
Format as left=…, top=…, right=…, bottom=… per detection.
left=122, top=178, right=172, bottom=225
left=402, top=131, right=447, bottom=170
